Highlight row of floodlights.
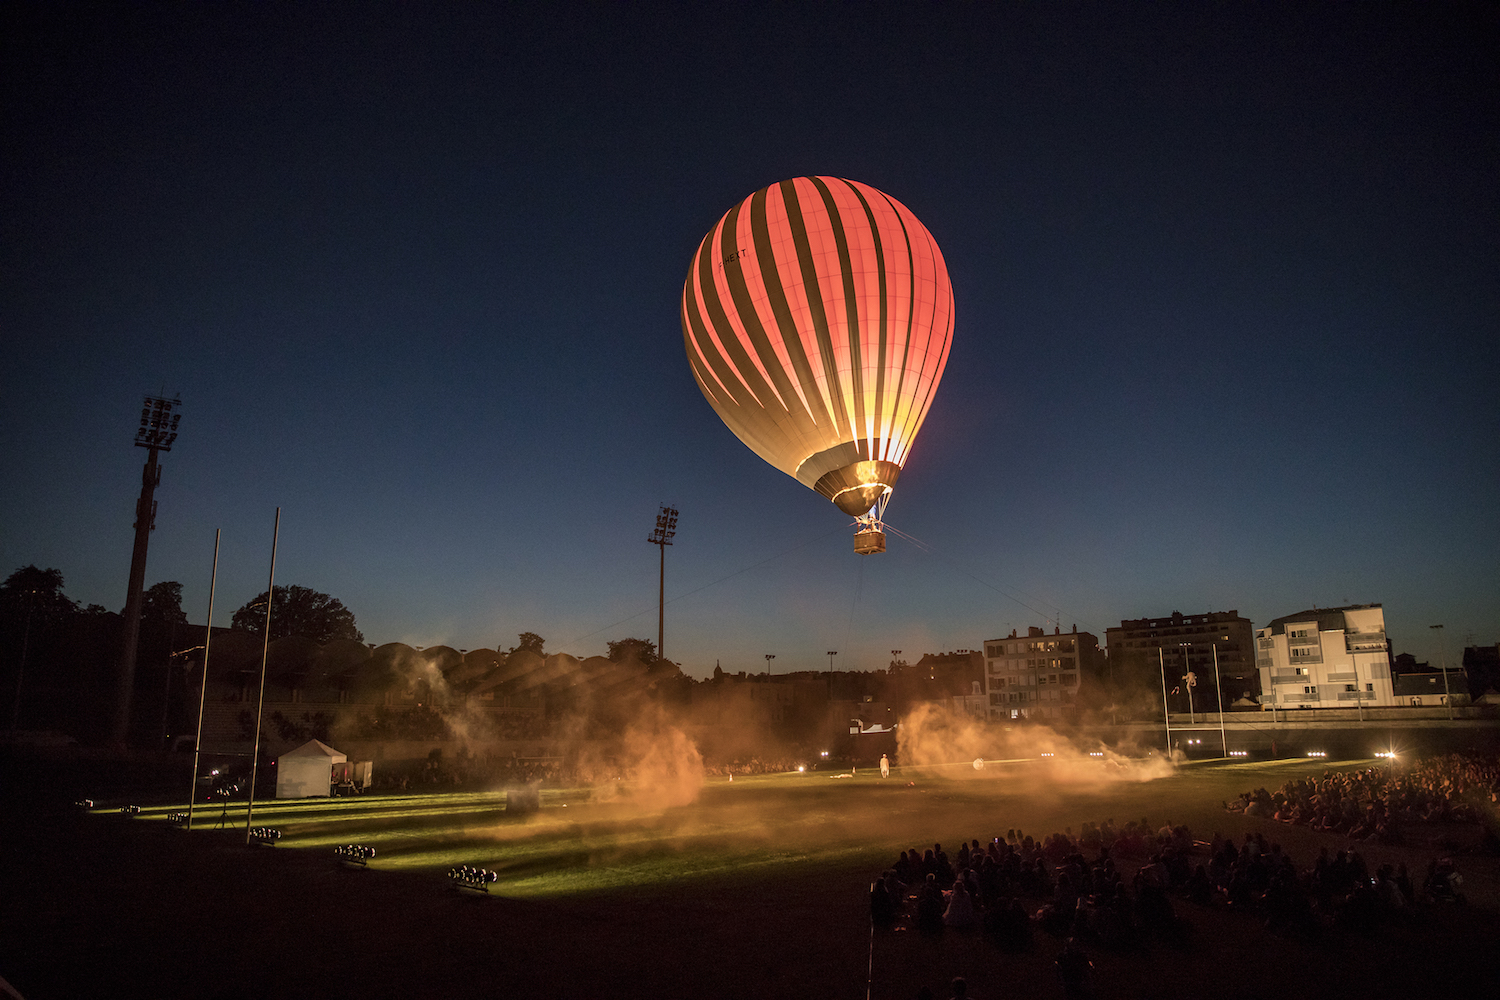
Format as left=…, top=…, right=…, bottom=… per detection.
left=449, top=865, right=498, bottom=892
left=1375, top=751, right=1398, bottom=758
left=120, top=805, right=141, bottom=815
left=75, top=799, right=94, bottom=811
left=1306, top=751, right=1328, bottom=757
left=249, top=827, right=282, bottom=845
left=335, top=844, right=376, bottom=866
left=167, top=812, right=189, bottom=826
left=1229, top=750, right=1249, bottom=757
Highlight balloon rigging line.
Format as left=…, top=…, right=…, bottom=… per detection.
left=881, top=520, right=1104, bottom=638
left=560, top=524, right=848, bottom=651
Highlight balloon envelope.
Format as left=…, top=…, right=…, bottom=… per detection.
left=681, top=177, right=954, bottom=515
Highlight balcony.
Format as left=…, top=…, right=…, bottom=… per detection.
left=1336, top=691, right=1375, bottom=702
left=1282, top=691, right=1321, bottom=704
left=1271, top=671, right=1311, bottom=684
left=1324, top=672, right=1356, bottom=683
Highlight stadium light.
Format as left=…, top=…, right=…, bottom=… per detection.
left=449, top=865, right=498, bottom=892
left=113, top=393, right=182, bottom=745
left=647, top=506, right=679, bottom=663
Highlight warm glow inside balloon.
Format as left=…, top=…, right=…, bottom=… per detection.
left=681, top=177, right=954, bottom=525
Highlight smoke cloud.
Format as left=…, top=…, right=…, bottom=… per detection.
left=897, top=702, right=1176, bottom=788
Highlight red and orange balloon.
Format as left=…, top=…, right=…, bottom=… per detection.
left=682, top=177, right=954, bottom=520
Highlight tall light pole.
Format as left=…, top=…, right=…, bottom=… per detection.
left=113, top=394, right=181, bottom=745
left=764, top=653, right=775, bottom=675
left=646, top=506, right=678, bottom=664
left=1431, top=624, right=1454, bottom=721
left=827, top=650, right=838, bottom=672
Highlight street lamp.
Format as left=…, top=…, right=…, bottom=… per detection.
left=764, top=654, right=775, bottom=676
left=1430, top=624, right=1454, bottom=721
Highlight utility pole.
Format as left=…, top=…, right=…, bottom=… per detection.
left=112, top=394, right=181, bottom=745
left=647, top=506, right=678, bottom=664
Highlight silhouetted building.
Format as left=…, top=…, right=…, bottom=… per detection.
left=1255, top=604, right=1395, bottom=710
left=1462, top=643, right=1500, bottom=701
left=1105, top=610, right=1257, bottom=707
left=983, top=625, right=1100, bottom=721
left=1392, top=667, right=1468, bottom=706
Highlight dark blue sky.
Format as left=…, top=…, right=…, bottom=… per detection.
left=3, top=3, right=1495, bottom=676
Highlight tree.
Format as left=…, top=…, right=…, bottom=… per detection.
left=606, top=637, right=658, bottom=667
left=507, top=632, right=545, bottom=656
left=141, top=581, right=188, bottom=627
left=230, top=585, right=363, bottom=644
left=1, top=565, right=78, bottom=625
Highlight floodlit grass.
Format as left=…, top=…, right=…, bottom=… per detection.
left=122, top=757, right=1386, bottom=898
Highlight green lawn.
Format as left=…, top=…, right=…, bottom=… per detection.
left=6, top=755, right=1496, bottom=999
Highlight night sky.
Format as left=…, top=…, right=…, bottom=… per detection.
left=3, top=3, right=1495, bottom=677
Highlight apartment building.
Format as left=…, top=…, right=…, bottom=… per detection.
left=1255, top=603, right=1395, bottom=710
left=1104, top=610, right=1258, bottom=707
left=982, top=625, right=1101, bottom=721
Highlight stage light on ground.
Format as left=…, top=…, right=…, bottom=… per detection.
left=335, top=844, right=375, bottom=866
left=75, top=799, right=94, bottom=810
left=1306, top=751, right=1326, bottom=758
left=449, top=865, right=498, bottom=892
left=249, top=827, right=282, bottom=846
left=1229, top=750, right=1248, bottom=757
left=167, top=812, right=189, bottom=826
left=120, top=805, right=140, bottom=815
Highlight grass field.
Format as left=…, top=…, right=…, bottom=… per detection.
left=4, top=754, right=1499, bottom=999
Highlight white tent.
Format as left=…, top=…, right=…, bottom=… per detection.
left=276, top=739, right=348, bottom=798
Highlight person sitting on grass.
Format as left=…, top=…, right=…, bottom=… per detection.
left=916, top=873, right=946, bottom=933
left=943, top=879, right=979, bottom=929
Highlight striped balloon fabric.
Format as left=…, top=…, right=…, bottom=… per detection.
left=681, top=177, right=954, bottom=517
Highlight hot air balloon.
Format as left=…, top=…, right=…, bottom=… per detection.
left=681, top=177, right=954, bottom=553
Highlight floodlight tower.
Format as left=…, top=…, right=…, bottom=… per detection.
left=111, top=394, right=181, bottom=745
left=647, top=506, right=678, bottom=664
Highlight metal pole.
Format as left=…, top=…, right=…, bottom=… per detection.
left=9, top=590, right=35, bottom=729
left=1353, top=648, right=1364, bottom=723
left=1158, top=647, right=1171, bottom=754
left=1213, top=643, right=1228, bottom=758
left=112, top=445, right=161, bottom=744
left=1431, top=624, right=1453, bottom=721
left=246, top=509, right=280, bottom=843
left=187, top=529, right=220, bottom=831
left=1184, top=646, right=1195, bottom=725
left=658, top=540, right=665, bottom=664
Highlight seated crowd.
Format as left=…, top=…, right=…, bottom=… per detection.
left=873, top=754, right=1497, bottom=950
left=1224, top=752, right=1500, bottom=842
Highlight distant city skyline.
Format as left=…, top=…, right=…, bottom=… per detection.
left=2, top=4, right=1494, bottom=679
